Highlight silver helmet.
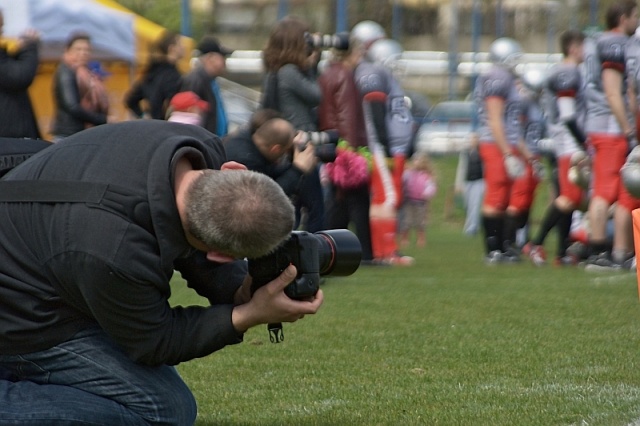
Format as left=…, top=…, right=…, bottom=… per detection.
left=622, top=162, right=640, bottom=198
left=366, top=38, right=403, bottom=67
left=622, top=147, right=640, bottom=198
left=351, top=20, right=386, bottom=48
left=522, top=68, right=547, bottom=93
left=489, top=37, right=523, bottom=70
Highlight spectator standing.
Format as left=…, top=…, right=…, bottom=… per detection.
left=318, top=38, right=374, bottom=262
left=0, top=10, right=41, bottom=139
left=0, top=120, right=321, bottom=424
left=261, top=16, right=325, bottom=232
left=181, top=35, right=232, bottom=137
left=583, top=0, right=639, bottom=269
left=51, top=32, right=109, bottom=141
left=463, top=137, right=485, bottom=236
left=398, top=152, right=437, bottom=248
left=125, top=30, right=184, bottom=120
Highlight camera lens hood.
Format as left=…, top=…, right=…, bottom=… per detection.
left=314, top=229, right=362, bottom=276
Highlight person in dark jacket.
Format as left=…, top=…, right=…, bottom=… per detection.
left=261, top=16, right=325, bottom=232
left=0, top=10, right=41, bottom=139
left=224, top=109, right=317, bottom=197
left=51, top=32, right=110, bottom=140
left=125, top=30, right=185, bottom=120
left=318, top=41, right=374, bottom=262
left=0, top=121, right=323, bottom=425
left=181, top=35, right=233, bottom=136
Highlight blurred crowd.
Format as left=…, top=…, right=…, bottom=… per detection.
left=466, top=0, right=640, bottom=273
left=0, top=10, right=440, bottom=267
left=8, top=1, right=640, bottom=276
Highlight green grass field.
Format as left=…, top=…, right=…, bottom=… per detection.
left=170, top=156, right=640, bottom=425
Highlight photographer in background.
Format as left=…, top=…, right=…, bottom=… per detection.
left=0, top=9, right=41, bottom=139
left=261, top=15, right=325, bottom=232
left=224, top=108, right=317, bottom=197
left=318, top=35, right=374, bottom=263
left=0, top=121, right=323, bottom=425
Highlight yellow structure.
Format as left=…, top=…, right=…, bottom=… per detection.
left=24, top=0, right=193, bottom=139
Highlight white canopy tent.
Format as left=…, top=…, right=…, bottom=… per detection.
left=1, top=0, right=136, bottom=62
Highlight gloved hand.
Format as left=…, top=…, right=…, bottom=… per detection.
left=504, top=153, right=525, bottom=179
left=568, top=150, right=591, bottom=189
left=536, top=138, right=555, bottom=154
left=530, top=158, right=546, bottom=180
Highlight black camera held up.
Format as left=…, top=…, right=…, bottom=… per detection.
left=305, top=32, right=350, bottom=51
left=248, top=229, right=362, bottom=342
left=296, top=130, right=339, bottom=163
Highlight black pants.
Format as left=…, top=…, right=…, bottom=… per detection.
left=295, top=166, right=325, bottom=233
left=324, top=183, right=373, bottom=261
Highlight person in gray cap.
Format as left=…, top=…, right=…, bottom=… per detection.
left=181, top=35, right=234, bottom=136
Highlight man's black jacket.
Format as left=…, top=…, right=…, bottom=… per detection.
left=0, top=42, right=41, bottom=139
left=223, top=128, right=304, bottom=197
left=0, top=121, right=246, bottom=366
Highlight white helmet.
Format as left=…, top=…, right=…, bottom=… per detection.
left=522, top=68, right=547, bottom=93
left=351, top=20, right=386, bottom=48
left=622, top=163, right=640, bottom=198
left=367, top=38, right=403, bottom=67
left=622, top=146, right=640, bottom=198
left=489, top=37, right=523, bottom=70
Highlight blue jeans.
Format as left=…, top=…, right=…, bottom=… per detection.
left=464, top=179, right=485, bottom=236
left=0, top=327, right=197, bottom=425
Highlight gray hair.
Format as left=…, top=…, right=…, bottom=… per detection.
left=185, top=169, right=294, bottom=258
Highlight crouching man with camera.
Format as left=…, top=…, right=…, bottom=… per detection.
left=0, top=121, right=323, bottom=425
left=223, top=109, right=324, bottom=199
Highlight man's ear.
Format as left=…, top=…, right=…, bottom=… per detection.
left=206, top=251, right=236, bottom=263
left=270, top=145, right=282, bottom=156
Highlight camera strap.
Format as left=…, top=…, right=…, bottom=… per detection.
left=0, top=180, right=153, bottom=234
left=268, top=322, right=284, bottom=343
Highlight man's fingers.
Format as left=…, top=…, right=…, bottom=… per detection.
left=271, top=264, right=297, bottom=291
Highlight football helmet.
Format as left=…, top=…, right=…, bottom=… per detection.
left=489, top=37, right=523, bottom=70
left=351, top=20, right=386, bottom=48
left=522, top=68, right=547, bottom=94
left=366, top=38, right=403, bottom=67
left=622, top=146, right=640, bottom=198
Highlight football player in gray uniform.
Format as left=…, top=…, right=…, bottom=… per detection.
left=583, top=0, right=639, bottom=269
left=474, top=37, right=529, bottom=264
left=523, top=30, right=589, bottom=266
left=352, top=23, right=415, bottom=266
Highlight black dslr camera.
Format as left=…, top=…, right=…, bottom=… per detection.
left=248, top=229, right=362, bottom=342
left=305, top=32, right=350, bottom=51
left=297, top=130, right=339, bottom=163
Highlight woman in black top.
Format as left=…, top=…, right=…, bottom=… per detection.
left=125, top=30, right=184, bottom=120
